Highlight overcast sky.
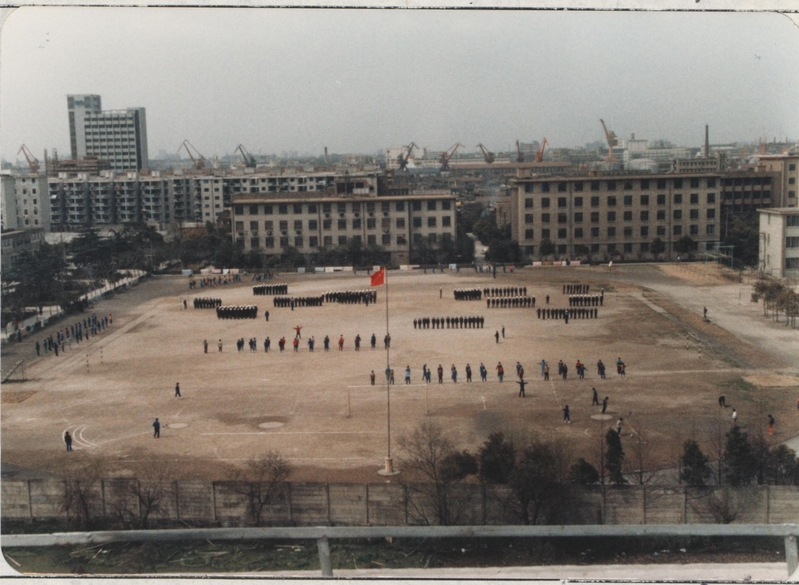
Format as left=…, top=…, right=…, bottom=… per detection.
left=1, top=7, right=798, bottom=162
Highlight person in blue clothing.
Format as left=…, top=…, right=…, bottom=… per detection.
left=479, top=363, right=488, bottom=382
left=153, top=418, right=160, bottom=438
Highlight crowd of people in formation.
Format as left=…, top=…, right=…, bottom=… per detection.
left=487, top=297, right=535, bottom=308
left=537, top=307, right=598, bottom=320
left=453, top=288, right=483, bottom=301
left=484, top=286, right=528, bottom=297
left=188, top=274, right=242, bottom=289
left=34, top=313, right=112, bottom=358
left=211, top=331, right=392, bottom=353
left=272, top=296, right=324, bottom=308
left=535, top=358, right=623, bottom=382
left=414, top=316, right=485, bottom=329
left=568, top=294, right=604, bottom=307
left=193, top=297, right=222, bottom=309
left=250, top=272, right=277, bottom=282
left=323, top=290, right=377, bottom=304
left=253, top=283, right=289, bottom=296
left=216, top=305, right=258, bottom=319
left=563, top=284, right=590, bottom=294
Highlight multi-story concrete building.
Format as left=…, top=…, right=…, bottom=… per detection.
left=231, top=189, right=457, bottom=265
left=1, top=171, right=18, bottom=231
left=759, top=208, right=799, bottom=279
left=68, top=94, right=148, bottom=171
left=1, top=173, right=51, bottom=231
left=720, top=170, right=781, bottom=218
left=1, top=228, right=45, bottom=276
left=508, top=171, right=722, bottom=260
left=758, top=154, right=799, bottom=208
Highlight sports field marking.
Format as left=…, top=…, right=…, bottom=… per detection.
left=202, top=431, right=384, bottom=436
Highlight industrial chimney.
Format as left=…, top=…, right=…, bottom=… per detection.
left=704, top=125, right=709, bottom=158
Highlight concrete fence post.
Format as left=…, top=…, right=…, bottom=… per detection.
left=27, top=479, right=33, bottom=521
left=785, top=534, right=798, bottom=578
left=317, top=536, right=333, bottom=577
left=211, top=482, right=217, bottom=523
left=365, top=485, right=370, bottom=525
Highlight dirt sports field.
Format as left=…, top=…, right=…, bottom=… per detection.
left=2, top=263, right=798, bottom=483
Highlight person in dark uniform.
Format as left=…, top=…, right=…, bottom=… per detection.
left=175, top=383, right=181, bottom=398
left=592, top=387, right=599, bottom=406
left=153, top=418, right=161, bottom=438
left=64, top=431, right=73, bottom=452
left=517, top=378, right=527, bottom=397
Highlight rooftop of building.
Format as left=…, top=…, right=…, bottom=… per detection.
left=758, top=207, right=799, bottom=215
left=232, top=189, right=455, bottom=204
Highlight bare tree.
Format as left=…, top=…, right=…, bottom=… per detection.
left=226, top=451, right=291, bottom=525
left=61, top=459, right=104, bottom=529
left=110, top=461, right=175, bottom=529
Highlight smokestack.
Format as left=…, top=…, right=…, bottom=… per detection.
left=704, top=125, right=709, bottom=158
left=324, top=146, right=328, bottom=163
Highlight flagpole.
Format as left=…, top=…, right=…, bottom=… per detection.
left=378, top=265, right=398, bottom=476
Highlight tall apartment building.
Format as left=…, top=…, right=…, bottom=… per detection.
left=68, top=94, right=148, bottom=171
left=1, top=173, right=50, bottom=231
left=231, top=190, right=457, bottom=265
left=508, top=171, right=722, bottom=260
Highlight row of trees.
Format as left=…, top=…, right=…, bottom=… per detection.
left=753, top=279, right=799, bottom=327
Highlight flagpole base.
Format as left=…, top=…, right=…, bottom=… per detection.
left=378, top=457, right=400, bottom=476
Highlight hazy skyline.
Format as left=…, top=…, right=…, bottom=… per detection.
left=1, top=7, right=798, bottom=163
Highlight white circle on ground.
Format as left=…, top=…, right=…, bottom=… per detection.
left=169, top=423, right=188, bottom=429
left=591, top=414, right=612, bottom=420
left=259, top=422, right=284, bottom=429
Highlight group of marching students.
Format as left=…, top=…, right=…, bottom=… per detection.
left=194, top=297, right=222, bottom=309
left=567, top=294, right=604, bottom=307
left=488, top=297, right=535, bottom=308
left=453, top=288, right=483, bottom=301
left=485, top=286, right=528, bottom=297
left=537, top=307, right=598, bottom=321
left=253, top=283, right=289, bottom=295
left=563, top=283, right=590, bottom=294
left=323, top=290, right=377, bottom=304
left=34, top=313, right=112, bottom=358
left=216, top=305, right=258, bottom=319
left=414, top=316, right=485, bottom=329
left=273, top=296, right=324, bottom=308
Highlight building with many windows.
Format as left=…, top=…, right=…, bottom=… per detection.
left=68, top=94, right=148, bottom=171
left=1, top=228, right=45, bottom=276
left=759, top=208, right=799, bottom=279
left=231, top=190, right=456, bottom=264
left=757, top=154, right=799, bottom=209
left=508, top=171, right=722, bottom=260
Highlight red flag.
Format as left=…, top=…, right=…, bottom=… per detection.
left=370, top=267, right=385, bottom=287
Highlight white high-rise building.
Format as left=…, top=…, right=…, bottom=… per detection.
left=68, top=94, right=148, bottom=171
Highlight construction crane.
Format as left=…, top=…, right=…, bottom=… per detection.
left=235, top=144, right=257, bottom=168
left=534, top=138, right=549, bottom=163
left=17, top=145, right=40, bottom=174
left=179, top=139, right=206, bottom=170
left=477, top=143, right=495, bottom=164
left=515, top=140, right=524, bottom=163
left=397, top=142, right=417, bottom=171
left=438, top=142, right=462, bottom=171
left=600, top=119, right=618, bottom=162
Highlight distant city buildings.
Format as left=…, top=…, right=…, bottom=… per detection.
left=68, top=94, right=148, bottom=171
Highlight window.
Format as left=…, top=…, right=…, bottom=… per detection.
left=640, top=195, right=649, bottom=206
left=657, top=226, right=666, bottom=236
left=541, top=197, right=550, bottom=208
left=323, top=219, right=332, bottom=230
left=442, top=216, right=451, bottom=227
left=690, top=209, right=699, bottom=220
left=307, top=219, right=318, bottom=230
left=234, top=205, right=244, bottom=215
left=607, top=196, right=617, bottom=207
left=787, top=215, right=799, bottom=227
left=309, top=236, right=318, bottom=247
left=623, top=227, right=633, bottom=238
left=265, top=237, right=275, bottom=248
left=623, top=243, right=633, bottom=253
left=427, top=233, right=437, bottom=244
left=707, top=224, right=716, bottom=235
left=250, top=237, right=260, bottom=248
left=541, top=182, right=550, bottom=192
left=707, top=178, right=716, bottom=188
left=673, top=179, right=683, bottom=189
left=249, top=205, right=259, bottom=214
left=382, top=218, right=391, bottom=229
left=623, top=211, right=633, bottom=221
left=412, top=201, right=422, bottom=211
left=574, top=212, right=583, bottom=223
left=640, top=180, right=650, bottom=190
left=690, top=225, right=699, bottom=235
left=428, top=217, right=437, bottom=227
left=542, top=213, right=551, bottom=223
left=787, top=258, right=799, bottom=269
left=525, top=198, right=533, bottom=208
left=574, top=228, right=583, bottom=238
left=558, top=197, right=567, bottom=208
left=367, top=218, right=377, bottom=229
left=673, top=193, right=683, bottom=204
left=673, top=210, right=682, bottom=220
left=295, top=236, right=303, bottom=247
left=294, top=220, right=303, bottom=230
left=250, top=221, right=259, bottom=231
left=382, top=202, right=391, bottom=213
left=657, top=179, right=667, bottom=190
left=396, top=217, right=405, bottom=228
left=525, top=214, right=534, bottom=224
left=607, top=211, right=616, bottom=222
left=707, top=193, right=716, bottom=204
left=279, top=220, right=289, bottom=231
left=265, top=220, right=274, bottom=230
left=790, top=163, right=797, bottom=171
left=640, top=226, right=649, bottom=237
left=353, top=218, right=362, bottom=229
left=397, top=234, right=407, bottom=245
left=575, top=182, right=584, bottom=192
left=412, top=217, right=422, bottom=228
left=558, top=213, right=568, bottom=224
left=791, top=178, right=797, bottom=185
left=540, top=228, right=550, bottom=240
left=525, top=229, right=534, bottom=239
left=335, top=218, right=345, bottom=230
left=640, top=242, right=650, bottom=252
left=657, top=194, right=666, bottom=205
left=396, top=201, right=406, bottom=211
left=337, top=202, right=346, bottom=213
left=558, top=244, right=567, bottom=254
left=558, top=228, right=567, bottom=239
left=706, top=209, right=715, bottom=219
left=279, top=204, right=288, bottom=214
left=657, top=210, right=666, bottom=221
left=591, top=181, right=600, bottom=191
left=294, top=203, right=303, bottom=214
left=280, top=236, right=289, bottom=247
left=558, top=182, right=567, bottom=192
left=264, top=204, right=273, bottom=215
left=365, top=202, right=375, bottom=212
left=323, top=203, right=332, bottom=213
left=308, top=204, right=317, bottom=213
left=591, top=227, right=600, bottom=237
left=673, top=225, right=682, bottom=236
left=591, top=196, right=600, bottom=207
left=623, top=195, right=633, bottom=206
left=607, top=227, right=616, bottom=237
left=525, top=184, right=534, bottom=193
left=786, top=237, right=799, bottom=248
left=413, top=233, right=422, bottom=244
left=367, top=234, right=376, bottom=245
left=640, top=211, right=649, bottom=221
left=574, top=196, right=583, bottom=207
left=427, top=200, right=437, bottom=211
left=607, top=181, right=617, bottom=191
left=624, top=182, right=633, bottom=191
left=591, top=244, right=600, bottom=253
left=339, top=236, right=348, bottom=246
left=690, top=193, right=699, bottom=205
left=690, top=178, right=700, bottom=188
left=591, top=212, right=600, bottom=223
